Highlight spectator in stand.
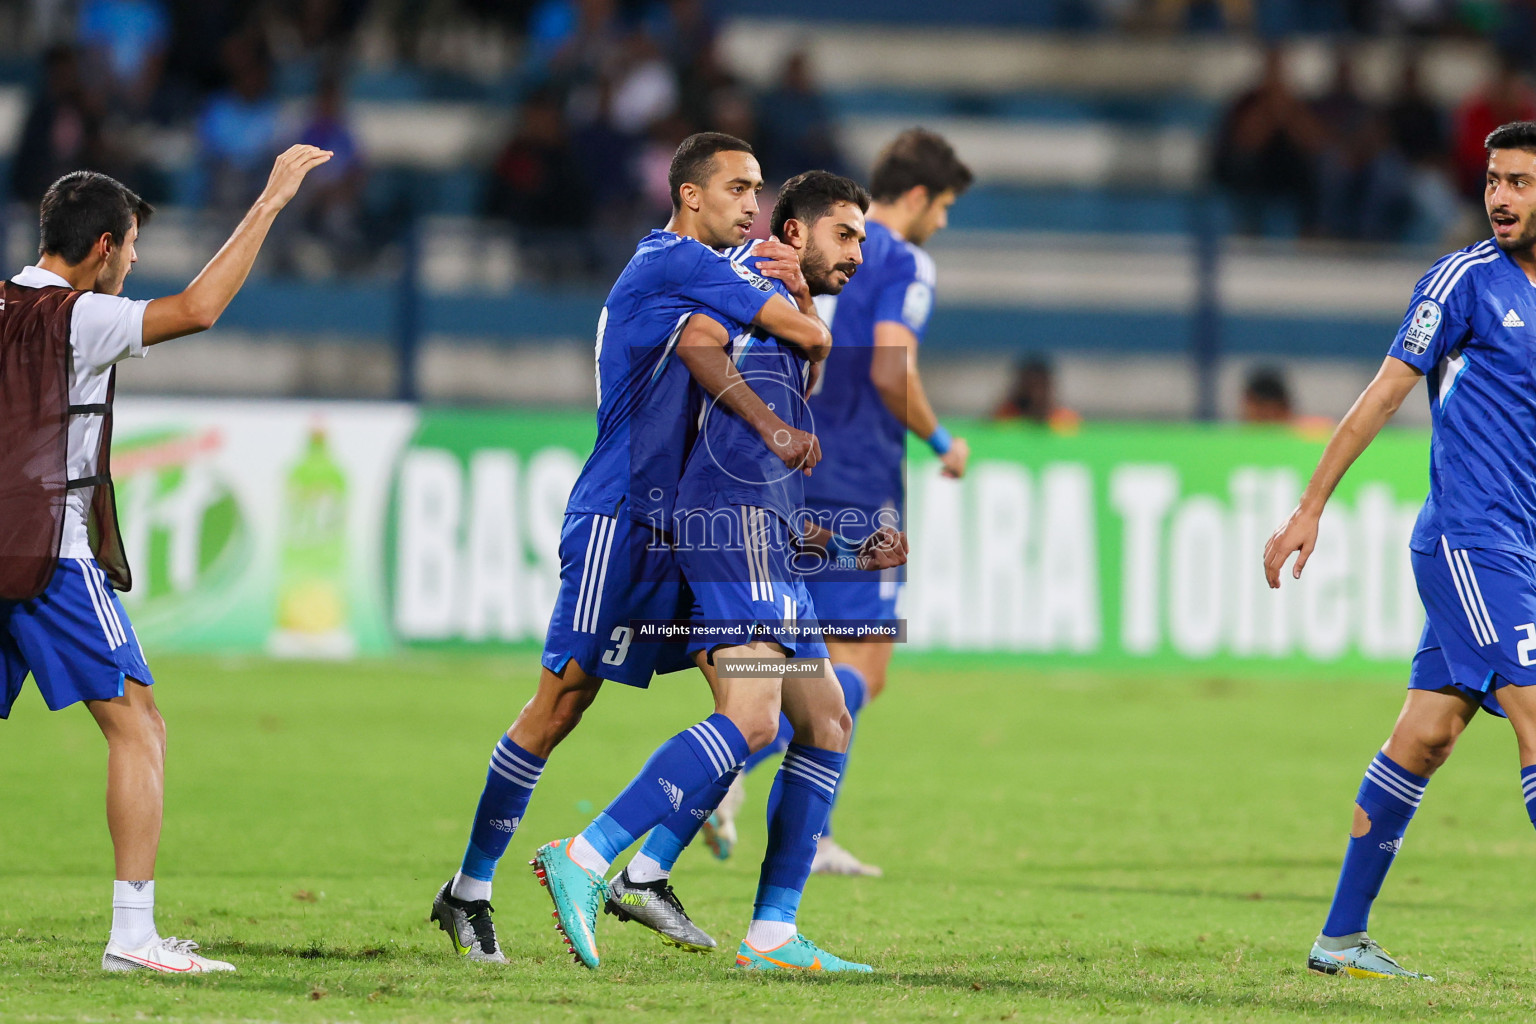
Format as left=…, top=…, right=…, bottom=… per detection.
left=485, top=88, right=592, bottom=280
left=569, top=72, right=643, bottom=272
left=758, top=50, right=846, bottom=183
left=1211, top=46, right=1324, bottom=235
left=75, top=0, right=169, bottom=116
left=1385, top=49, right=1461, bottom=242
left=992, top=357, right=1081, bottom=432
left=1451, top=54, right=1536, bottom=201
left=1312, top=49, right=1407, bottom=240
left=290, top=69, right=369, bottom=273
left=9, top=45, right=112, bottom=205
left=198, top=31, right=284, bottom=218
left=526, top=0, right=621, bottom=88
left=606, top=29, right=679, bottom=136
left=1240, top=367, right=1293, bottom=424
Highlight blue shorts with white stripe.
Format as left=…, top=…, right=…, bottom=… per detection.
left=0, top=558, right=155, bottom=719
left=540, top=511, right=693, bottom=689
left=675, top=505, right=829, bottom=662
left=1408, top=538, right=1536, bottom=718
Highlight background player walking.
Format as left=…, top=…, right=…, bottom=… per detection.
left=0, top=146, right=331, bottom=973
left=1265, top=120, right=1536, bottom=981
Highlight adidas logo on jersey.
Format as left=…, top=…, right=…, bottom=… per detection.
left=1505, top=309, right=1526, bottom=327
left=658, top=777, right=684, bottom=811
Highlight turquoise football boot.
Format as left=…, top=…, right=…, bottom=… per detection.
left=734, top=933, right=873, bottom=972
left=530, top=839, right=608, bottom=968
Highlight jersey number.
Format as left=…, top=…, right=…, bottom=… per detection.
left=1518, top=623, right=1536, bottom=667
left=602, top=625, right=632, bottom=666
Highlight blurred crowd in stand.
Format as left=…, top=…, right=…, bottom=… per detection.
left=1211, top=44, right=1536, bottom=243
left=5, top=0, right=845, bottom=280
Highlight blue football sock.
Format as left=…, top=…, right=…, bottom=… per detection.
left=1521, top=765, right=1536, bottom=828
left=579, top=713, right=748, bottom=864
left=639, top=766, right=742, bottom=873
left=822, top=664, right=868, bottom=840
left=1321, top=751, right=1427, bottom=939
left=754, top=743, right=845, bottom=924
left=458, top=736, right=545, bottom=883
left=742, top=715, right=792, bottom=774
left=834, top=663, right=868, bottom=717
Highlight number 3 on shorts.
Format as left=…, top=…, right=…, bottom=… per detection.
left=1517, top=623, right=1536, bottom=667
left=602, top=625, right=633, bottom=666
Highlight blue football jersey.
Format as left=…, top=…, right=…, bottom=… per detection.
left=674, top=243, right=812, bottom=530
left=802, top=219, right=936, bottom=516
left=564, top=230, right=779, bottom=527
left=1390, top=237, right=1536, bottom=558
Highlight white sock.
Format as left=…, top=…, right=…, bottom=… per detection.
left=625, top=851, right=669, bottom=884
left=745, top=919, right=796, bottom=950
left=451, top=871, right=491, bottom=903
left=110, top=880, right=157, bottom=949
left=568, top=835, right=610, bottom=875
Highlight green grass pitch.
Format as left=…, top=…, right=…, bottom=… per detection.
left=4, top=652, right=1536, bottom=1022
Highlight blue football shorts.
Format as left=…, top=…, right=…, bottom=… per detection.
left=1407, top=537, right=1536, bottom=718
left=0, top=558, right=155, bottom=719
left=676, top=505, right=829, bottom=662
left=541, top=511, right=693, bottom=688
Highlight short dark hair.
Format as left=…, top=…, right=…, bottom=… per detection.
left=1486, top=120, right=1536, bottom=153
left=668, top=132, right=754, bottom=212
left=869, top=128, right=973, bottom=204
left=38, top=171, right=153, bottom=265
left=770, top=170, right=870, bottom=238
left=1244, top=367, right=1291, bottom=405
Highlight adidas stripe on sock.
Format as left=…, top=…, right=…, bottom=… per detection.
left=454, top=735, right=546, bottom=899
left=1320, top=751, right=1427, bottom=939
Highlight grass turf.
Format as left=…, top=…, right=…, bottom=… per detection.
left=3, top=652, right=1536, bottom=1022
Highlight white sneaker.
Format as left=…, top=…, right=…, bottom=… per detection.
left=810, top=836, right=883, bottom=877
left=102, top=936, right=236, bottom=973
left=702, top=773, right=746, bottom=860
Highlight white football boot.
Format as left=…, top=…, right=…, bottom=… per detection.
left=102, top=936, right=236, bottom=973
left=810, top=836, right=883, bottom=877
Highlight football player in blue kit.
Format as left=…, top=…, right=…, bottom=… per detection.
left=1266, top=121, right=1536, bottom=980
left=707, top=129, right=974, bottom=877
left=597, top=171, right=906, bottom=971
left=531, top=170, right=907, bottom=972
left=429, top=133, right=834, bottom=963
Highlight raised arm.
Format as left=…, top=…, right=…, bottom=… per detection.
left=1263, top=355, right=1423, bottom=587
left=869, top=320, right=969, bottom=478
left=141, top=145, right=332, bottom=345
left=676, top=313, right=820, bottom=475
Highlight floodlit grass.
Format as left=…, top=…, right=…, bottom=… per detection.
left=3, top=652, right=1535, bottom=1021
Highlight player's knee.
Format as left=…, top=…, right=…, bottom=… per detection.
left=736, top=709, right=786, bottom=753
left=1388, top=725, right=1457, bottom=774
left=863, top=669, right=887, bottom=702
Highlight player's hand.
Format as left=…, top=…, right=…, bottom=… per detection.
left=1263, top=505, right=1320, bottom=588
left=856, top=527, right=908, bottom=571
left=763, top=421, right=821, bottom=475
left=939, top=436, right=970, bottom=479
left=259, top=145, right=333, bottom=210
left=756, top=236, right=810, bottom=300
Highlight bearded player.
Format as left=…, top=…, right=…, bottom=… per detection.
left=1267, top=120, right=1536, bottom=980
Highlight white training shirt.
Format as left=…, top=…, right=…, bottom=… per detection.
left=10, top=265, right=148, bottom=559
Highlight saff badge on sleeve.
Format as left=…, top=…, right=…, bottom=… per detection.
left=1403, top=299, right=1441, bottom=355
